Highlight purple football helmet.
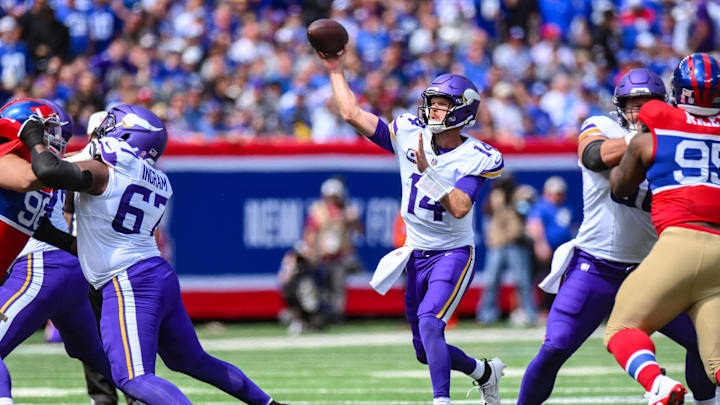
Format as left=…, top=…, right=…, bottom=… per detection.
left=93, top=104, right=167, bottom=165
left=417, top=73, right=481, bottom=133
left=612, top=68, right=667, bottom=128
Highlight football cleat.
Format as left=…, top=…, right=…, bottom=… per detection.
left=467, top=357, right=505, bottom=405
left=644, top=375, right=687, bottom=405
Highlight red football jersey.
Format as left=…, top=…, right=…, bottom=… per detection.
left=640, top=100, right=720, bottom=235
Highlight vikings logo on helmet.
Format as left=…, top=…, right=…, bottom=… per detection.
left=95, top=104, right=168, bottom=166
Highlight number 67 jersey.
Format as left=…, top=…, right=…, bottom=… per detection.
left=75, top=137, right=172, bottom=289
left=388, top=113, right=503, bottom=250
left=641, top=99, right=720, bottom=235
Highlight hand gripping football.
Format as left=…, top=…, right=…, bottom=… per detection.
left=307, top=19, right=348, bottom=56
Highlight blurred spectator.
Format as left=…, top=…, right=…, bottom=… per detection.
left=277, top=242, right=328, bottom=335
left=303, top=178, right=363, bottom=322
left=476, top=176, right=538, bottom=326
left=0, top=16, right=31, bottom=93
left=311, top=96, right=358, bottom=143
left=0, top=0, right=709, bottom=142
left=18, top=0, right=69, bottom=70
left=527, top=176, right=574, bottom=311
left=527, top=176, right=573, bottom=264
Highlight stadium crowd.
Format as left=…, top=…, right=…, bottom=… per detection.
left=0, top=0, right=716, bottom=144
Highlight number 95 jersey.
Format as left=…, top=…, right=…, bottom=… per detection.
left=388, top=113, right=503, bottom=250
left=75, top=137, right=173, bottom=289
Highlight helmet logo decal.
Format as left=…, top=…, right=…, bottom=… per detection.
left=463, top=88, right=481, bottom=103
left=681, top=88, right=695, bottom=105
left=119, top=113, right=164, bottom=132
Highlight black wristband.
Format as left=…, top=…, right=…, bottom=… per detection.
left=30, top=149, right=93, bottom=191
left=581, top=139, right=609, bottom=172
left=33, top=217, right=77, bottom=256
left=19, top=120, right=45, bottom=149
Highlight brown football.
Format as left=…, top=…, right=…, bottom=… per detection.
left=307, top=19, right=348, bottom=55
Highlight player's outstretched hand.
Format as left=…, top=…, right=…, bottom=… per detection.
left=317, top=45, right=347, bottom=72
left=18, top=117, right=45, bottom=149
left=416, top=132, right=429, bottom=173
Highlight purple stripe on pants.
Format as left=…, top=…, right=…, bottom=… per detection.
left=100, top=256, right=272, bottom=405
left=0, top=250, right=112, bottom=398
left=405, top=246, right=477, bottom=399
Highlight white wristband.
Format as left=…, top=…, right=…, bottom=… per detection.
left=624, top=130, right=637, bottom=145
left=416, top=168, right=454, bottom=202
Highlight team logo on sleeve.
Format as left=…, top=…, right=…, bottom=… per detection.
left=406, top=149, right=417, bottom=164
left=431, top=158, right=438, bottom=166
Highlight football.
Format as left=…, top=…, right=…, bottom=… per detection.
left=306, top=19, right=348, bottom=55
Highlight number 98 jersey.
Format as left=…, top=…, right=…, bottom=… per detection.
left=641, top=100, right=720, bottom=235
left=75, top=137, right=173, bottom=288
left=388, top=113, right=503, bottom=250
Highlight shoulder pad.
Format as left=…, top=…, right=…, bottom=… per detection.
left=579, top=115, right=617, bottom=140
left=391, top=113, right=423, bottom=136
left=465, top=139, right=504, bottom=178
left=93, top=137, right=140, bottom=175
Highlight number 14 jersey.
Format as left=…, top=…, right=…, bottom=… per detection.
left=75, top=137, right=173, bottom=288
left=388, top=113, right=503, bottom=250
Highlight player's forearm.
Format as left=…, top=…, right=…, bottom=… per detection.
left=440, top=189, right=472, bottom=219
left=29, top=144, right=93, bottom=191
left=328, top=70, right=378, bottom=137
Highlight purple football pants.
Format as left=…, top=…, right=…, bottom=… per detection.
left=100, top=256, right=272, bottom=405
left=405, top=246, right=479, bottom=399
left=518, top=248, right=716, bottom=404
left=0, top=250, right=112, bottom=399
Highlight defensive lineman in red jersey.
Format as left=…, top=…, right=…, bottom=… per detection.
left=605, top=53, right=720, bottom=405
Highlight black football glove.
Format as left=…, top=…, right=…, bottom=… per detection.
left=18, top=117, right=45, bottom=149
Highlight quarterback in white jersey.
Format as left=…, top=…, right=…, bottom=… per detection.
left=18, top=104, right=286, bottom=405
left=318, top=48, right=504, bottom=405
left=518, top=68, right=717, bottom=405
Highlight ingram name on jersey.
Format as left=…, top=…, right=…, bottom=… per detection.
left=574, top=115, right=656, bottom=263
left=76, top=137, right=173, bottom=288
left=388, top=113, right=503, bottom=250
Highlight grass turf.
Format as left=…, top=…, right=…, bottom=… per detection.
left=6, top=319, right=692, bottom=404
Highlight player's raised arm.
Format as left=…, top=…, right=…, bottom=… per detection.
left=609, top=130, right=653, bottom=197
left=317, top=48, right=379, bottom=138
left=19, top=119, right=109, bottom=195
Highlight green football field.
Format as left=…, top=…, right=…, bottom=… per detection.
left=5, top=319, right=697, bottom=404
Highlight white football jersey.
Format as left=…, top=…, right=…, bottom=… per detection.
left=574, top=115, right=656, bottom=263
left=75, top=137, right=172, bottom=288
left=388, top=113, right=503, bottom=250
left=16, top=189, right=68, bottom=258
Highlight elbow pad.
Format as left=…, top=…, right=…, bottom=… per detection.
left=581, top=140, right=609, bottom=172
left=31, top=149, right=93, bottom=191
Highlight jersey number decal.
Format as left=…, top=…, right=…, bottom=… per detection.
left=673, top=140, right=720, bottom=185
left=112, top=185, right=168, bottom=235
left=408, top=173, right=445, bottom=221
left=17, top=191, right=60, bottom=231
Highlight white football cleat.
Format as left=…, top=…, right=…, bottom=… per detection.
left=644, top=375, right=687, bottom=405
left=467, top=357, right=505, bottom=405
